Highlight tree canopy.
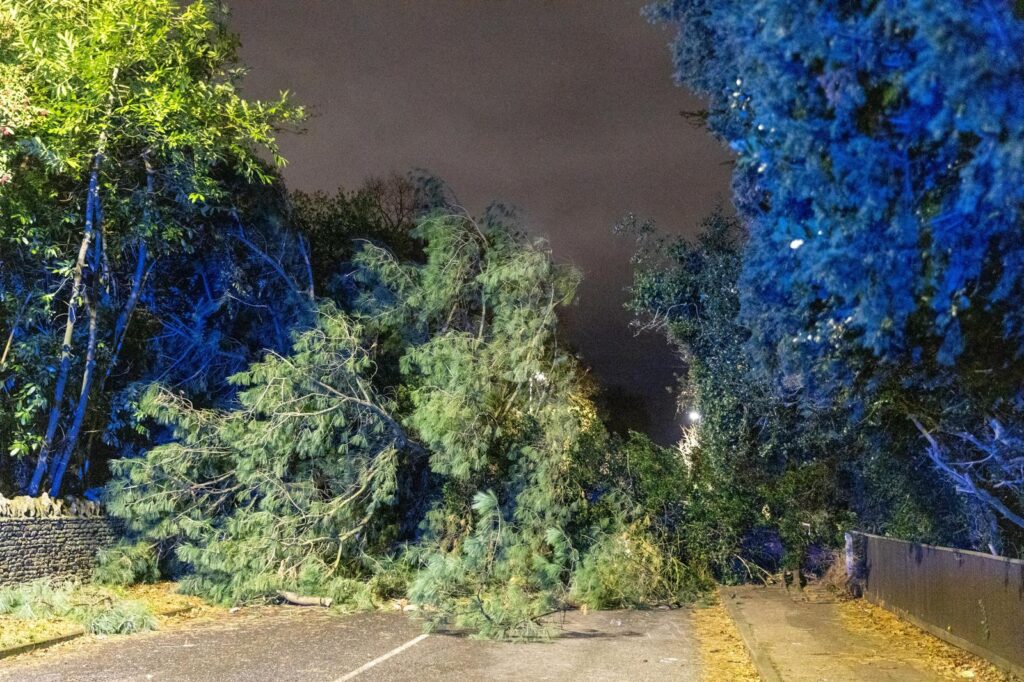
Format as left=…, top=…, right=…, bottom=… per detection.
left=5, top=0, right=1023, bottom=644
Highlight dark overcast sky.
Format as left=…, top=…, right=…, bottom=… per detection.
left=226, top=0, right=733, bottom=444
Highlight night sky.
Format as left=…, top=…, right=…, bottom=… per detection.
left=227, top=0, right=733, bottom=443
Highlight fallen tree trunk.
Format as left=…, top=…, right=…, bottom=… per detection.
left=277, top=591, right=333, bottom=607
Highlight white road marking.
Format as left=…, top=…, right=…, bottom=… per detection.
left=333, top=633, right=430, bottom=681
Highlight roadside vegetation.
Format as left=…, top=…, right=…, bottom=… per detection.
left=627, top=0, right=1024, bottom=584
left=96, top=206, right=703, bottom=637
left=0, top=579, right=209, bottom=651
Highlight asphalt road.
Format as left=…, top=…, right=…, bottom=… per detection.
left=0, top=608, right=700, bottom=681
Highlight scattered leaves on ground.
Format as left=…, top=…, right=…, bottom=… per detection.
left=838, top=599, right=1019, bottom=682
left=118, top=582, right=209, bottom=617
left=690, top=601, right=759, bottom=682
left=0, top=615, right=81, bottom=651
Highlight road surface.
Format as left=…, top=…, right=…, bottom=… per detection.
left=0, top=607, right=700, bottom=681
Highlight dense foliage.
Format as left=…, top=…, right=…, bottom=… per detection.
left=100, top=202, right=696, bottom=636
left=105, top=307, right=409, bottom=605
left=7, top=0, right=1022, bottom=646
left=0, top=579, right=156, bottom=635
left=0, top=1, right=696, bottom=633
left=626, top=210, right=971, bottom=579
left=648, top=0, right=1024, bottom=555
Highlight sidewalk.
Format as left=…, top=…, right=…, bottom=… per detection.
left=720, top=585, right=939, bottom=681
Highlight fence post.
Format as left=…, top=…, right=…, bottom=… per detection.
left=844, top=531, right=865, bottom=597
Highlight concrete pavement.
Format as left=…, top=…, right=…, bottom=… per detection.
left=721, top=585, right=939, bottom=681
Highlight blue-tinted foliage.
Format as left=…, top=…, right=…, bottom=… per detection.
left=651, top=0, right=1024, bottom=371
left=650, top=0, right=1024, bottom=546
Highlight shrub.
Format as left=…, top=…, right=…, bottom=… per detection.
left=571, top=520, right=708, bottom=609
left=82, top=600, right=157, bottom=635
left=0, top=580, right=70, bottom=620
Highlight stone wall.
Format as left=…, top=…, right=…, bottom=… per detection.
left=0, top=517, right=122, bottom=586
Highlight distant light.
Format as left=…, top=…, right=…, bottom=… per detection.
left=789, top=239, right=804, bottom=250
left=687, top=410, right=701, bottom=422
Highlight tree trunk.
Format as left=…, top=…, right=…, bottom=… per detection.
left=298, top=234, right=315, bottom=300
left=102, top=163, right=153, bottom=387
left=27, top=67, right=117, bottom=497
left=277, top=591, right=333, bottom=607
left=100, top=243, right=147, bottom=385
left=49, top=197, right=104, bottom=485
left=48, top=290, right=99, bottom=497
left=0, top=292, right=32, bottom=370
left=0, top=328, right=13, bottom=370
left=49, top=161, right=154, bottom=497
left=27, top=154, right=102, bottom=496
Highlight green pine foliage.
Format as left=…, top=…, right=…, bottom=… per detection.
left=569, top=428, right=712, bottom=606
left=102, top=204, right=696, bottom=637
left=80, top=599, right=157, bottom=635
left=570, top=519, right=689, bottom=610
left=104, top=306, right=409, bottom=605
left=381, top=211, right=588, bottom=637
left=93, top=541, right=160, bottom=587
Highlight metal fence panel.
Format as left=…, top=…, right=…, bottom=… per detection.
left=854, top=532, right=1024, bottom=676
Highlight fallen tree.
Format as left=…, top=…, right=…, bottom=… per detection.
left=100, top=207, right=699, bottom=637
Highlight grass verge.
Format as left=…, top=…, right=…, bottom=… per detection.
left=0, top=580, right=212, bottom=654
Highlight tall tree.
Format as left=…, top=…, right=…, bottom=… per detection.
left=626, top=211, right=854, bottom=575
left=649, top=0, right=1024, bottom=550
left=0, top=0, right=300, bottom=496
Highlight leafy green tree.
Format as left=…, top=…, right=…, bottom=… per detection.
left=0, top=0, right=300, bottom=496
left=291, top=173, right=425, bottom=297
left=0, top=14, right=35, bottom=187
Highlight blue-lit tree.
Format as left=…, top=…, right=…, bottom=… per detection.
left=649, top=0, right=1024, bottom=547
